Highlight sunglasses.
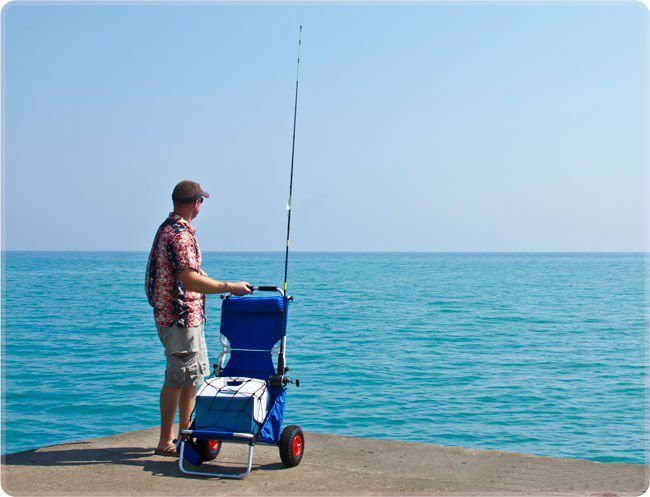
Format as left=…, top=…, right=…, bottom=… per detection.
left=198, top=197, right=204, bottom=204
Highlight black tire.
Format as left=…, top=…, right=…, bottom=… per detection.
left=196, top=438, right=222, bottom=461
left=279, top=425, right=305, bottom=468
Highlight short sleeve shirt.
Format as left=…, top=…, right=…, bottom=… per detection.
left=145, top=213, right=206, bottom=328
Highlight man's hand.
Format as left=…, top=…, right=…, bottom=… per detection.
left=228, top=282, right=254, bottom=296
left=179, top=269, right=254, bottom=296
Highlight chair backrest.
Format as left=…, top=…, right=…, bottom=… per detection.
left=219, top=295, right=288, bottom=380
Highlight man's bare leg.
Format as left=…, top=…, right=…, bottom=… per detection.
left=158, top=384, right=181, bottom=451
left=178, top=385, right=197, bottom=440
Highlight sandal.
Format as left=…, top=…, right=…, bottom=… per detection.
left=154, top=444, right=178, bottom=458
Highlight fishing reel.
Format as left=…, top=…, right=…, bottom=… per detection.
left=270, top=367, right=300, bottom=388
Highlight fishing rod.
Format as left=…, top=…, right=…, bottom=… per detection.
left=251, top=27, right=301, bottom=384
left=277, top=25, right=302, bottom=378
left=283, top=25, right=302, bottom=295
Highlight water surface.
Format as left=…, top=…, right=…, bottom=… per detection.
left=3, top=252, right=647, bottom=464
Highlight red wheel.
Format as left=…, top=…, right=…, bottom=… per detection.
left=292, top=434, right=303, bottom=457
left=280, top=425, right=304, bottom=467
left=196, top=438, right=221, bottom=461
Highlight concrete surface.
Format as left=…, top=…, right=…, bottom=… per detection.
left=2, top=427, right=647, bottom=496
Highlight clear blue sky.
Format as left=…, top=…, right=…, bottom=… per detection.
left=3, top=2, right=648, bottom=251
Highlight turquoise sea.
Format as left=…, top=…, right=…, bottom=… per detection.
left=2, top=252, right=648, bottom=464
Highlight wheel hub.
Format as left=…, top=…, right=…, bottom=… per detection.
left=292, top=435, right=303, bottom=457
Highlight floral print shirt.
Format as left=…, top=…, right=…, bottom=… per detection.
left=145, top=213, right=206, bottom=328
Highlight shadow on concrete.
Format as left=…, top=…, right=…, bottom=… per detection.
left=3, top=446, right=287, bottom=479
left=4, top=447, right=163, bottom=470
left=143, top=457, right=287, bottom=479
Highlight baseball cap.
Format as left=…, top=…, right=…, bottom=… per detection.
left=172, top=180, right=210, bottom=204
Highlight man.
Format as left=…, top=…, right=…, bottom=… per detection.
left=145, top=180, right=253, bottom=457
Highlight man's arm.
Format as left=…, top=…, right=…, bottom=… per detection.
left=178, top=269, right=252, bottom=296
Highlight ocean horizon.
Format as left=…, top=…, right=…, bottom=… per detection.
left=2, top=251, right=648, bottom=464
left=4, top=250, right=648, bottom=253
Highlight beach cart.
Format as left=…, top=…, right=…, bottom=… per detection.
left=177, top=286, right=303, bottom=478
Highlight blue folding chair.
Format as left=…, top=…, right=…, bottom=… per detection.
left=177, top=286, right=303, bottom=478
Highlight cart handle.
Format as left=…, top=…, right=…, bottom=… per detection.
left=221, top=286, right=292, bottom=300
left=253, top=286, right=293, bottom=301
left=255, top=286, right=282, bottom=293
left=250, top=285, right=293, bottom=301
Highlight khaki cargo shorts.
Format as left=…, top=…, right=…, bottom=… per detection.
left=157, top=324, right=210, bottom=387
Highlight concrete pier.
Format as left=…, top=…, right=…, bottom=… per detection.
left=2, top=428, right=647, bottom=496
